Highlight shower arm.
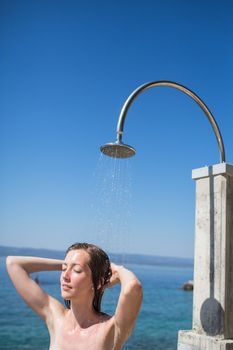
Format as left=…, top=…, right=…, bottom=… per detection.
left=116, top=80, right=226, bottom=163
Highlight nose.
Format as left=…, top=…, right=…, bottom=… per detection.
left=62, top=268, right=70, bottom=281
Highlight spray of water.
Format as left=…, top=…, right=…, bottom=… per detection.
left=87, top=153, right=133, bottom=263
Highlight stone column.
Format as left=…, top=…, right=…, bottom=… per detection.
left=178, top=163, right=233, bottom=350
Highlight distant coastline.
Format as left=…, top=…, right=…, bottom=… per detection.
left=0, top=245, right=193, bottom=268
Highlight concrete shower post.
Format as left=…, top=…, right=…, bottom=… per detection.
left=178, top=163, right=233, bottom=350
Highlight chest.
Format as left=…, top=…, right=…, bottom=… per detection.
left=52, top=322, right=116, bottom=350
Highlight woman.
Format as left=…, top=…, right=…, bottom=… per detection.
left=6, top=242, right=143, bottom=350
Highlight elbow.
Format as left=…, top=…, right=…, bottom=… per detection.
left=6, top=256, right=17, bottom=271
left=125, top=279, right=143, bottom=300
left=133, top=279, right=143, bottom=300
left=6, top=256, right=14, bottom=266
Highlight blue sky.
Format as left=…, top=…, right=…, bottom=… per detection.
left=1, top=0, right=233, bottom=258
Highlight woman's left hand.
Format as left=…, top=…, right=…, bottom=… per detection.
left=105, top=263, right=120, bottom=288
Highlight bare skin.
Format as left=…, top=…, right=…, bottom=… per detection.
left=6, top=249, right=143, bottom=350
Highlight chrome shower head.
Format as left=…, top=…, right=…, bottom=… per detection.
left=100, top=142, right=136, bottom=158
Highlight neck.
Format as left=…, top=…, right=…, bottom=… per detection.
left=69, top=299, right=99, bottom=329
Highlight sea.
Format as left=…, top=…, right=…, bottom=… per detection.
left=0, top=246, right=193, bottom=350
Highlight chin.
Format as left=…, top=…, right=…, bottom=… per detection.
left=61, top=289, right=71, bottom=299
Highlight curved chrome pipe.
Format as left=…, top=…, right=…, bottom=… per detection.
left=101, top=80, right=226, bottom=162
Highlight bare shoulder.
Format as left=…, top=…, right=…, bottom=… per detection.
left=97, top=314, right=124, bottom=350
left=46, top=296, right=66, bottom=329
left=100, top=313, right=130, bottom=348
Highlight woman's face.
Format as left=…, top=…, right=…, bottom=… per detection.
left=60, top=249, right=93, bottom=302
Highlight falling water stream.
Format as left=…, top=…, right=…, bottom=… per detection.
left=88, top=152, right=133, bottom=261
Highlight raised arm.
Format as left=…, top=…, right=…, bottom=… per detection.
left=6, top=256, right=63, bottom=321
left=110, top=263, right=143, bottom=341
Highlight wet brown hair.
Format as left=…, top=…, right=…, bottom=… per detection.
left=64, top=242, right=112, bottom=313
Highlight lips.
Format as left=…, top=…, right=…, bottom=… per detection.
left=61, top=284, right=72, bottom=291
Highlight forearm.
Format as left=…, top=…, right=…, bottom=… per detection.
left=6, top=256, right=63, bottom=274
left=113, top=264, right=142, bottom=292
